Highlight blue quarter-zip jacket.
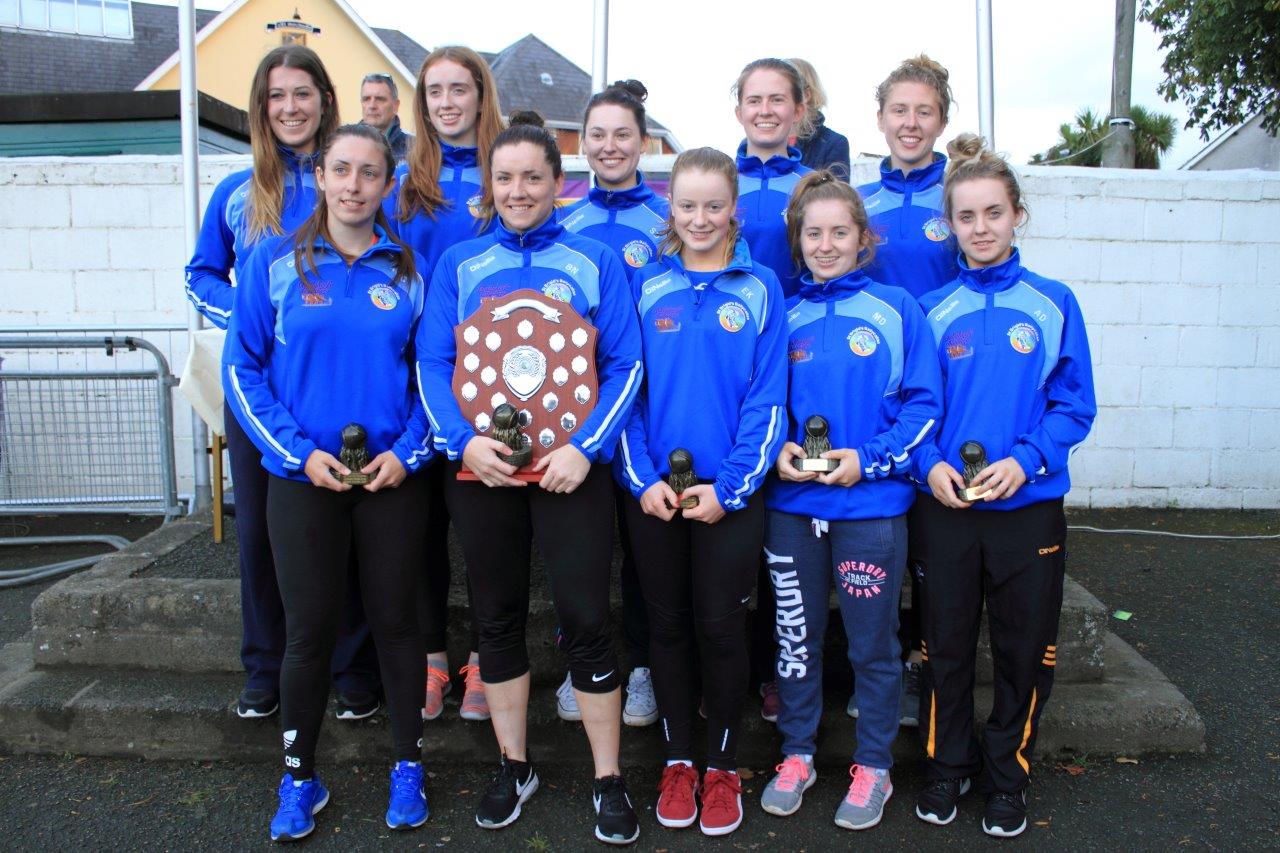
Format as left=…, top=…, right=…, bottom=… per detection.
left=415, top=215, right=644, bottom=464
left=767, top=269, right=943, bottom=521
left=736, top=142, right=812, bottom=298
left=558, top=173, right=670, bottom=272
left=185, top=145, right=319, bottom=329
left=385, top=142, right=494, bottom=280
left=222, top=227, right=433, bottom=482
left=912, top=249, right=1096, bottom=511
left=615, top=238, right=788, bottom=512
left=857, top=154, right=960, bottom=301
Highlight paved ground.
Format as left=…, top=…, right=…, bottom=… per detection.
left=0, top=508, right=1276, bottom=850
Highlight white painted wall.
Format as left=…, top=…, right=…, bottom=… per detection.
left=1, top=155, right=1277, bottom=508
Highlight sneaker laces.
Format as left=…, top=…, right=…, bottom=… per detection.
left=626, top=668, right=653, bottom=699
left=701, top=770, right=742, bottom=812
left=390, top=763, right=421, bottom=799
left=596, top=774, right=629, bottom=812
left=773, top=755, right=810, bottom=793
left=847, top=765, right=879, bottom=806
left=278, top=777, right=308, bottom=810
left=657, top=763, right=697, bottom=810
left=459, top=663, right=482, bottom=686
left=426, top=666, right=450, bottom=693
left=989, top=791, right=1023, bottom=811
left=921, top=778, right=955, bottom=797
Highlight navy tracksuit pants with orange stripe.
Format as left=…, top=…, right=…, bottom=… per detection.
left=910, top=494, right=1066, bottom=794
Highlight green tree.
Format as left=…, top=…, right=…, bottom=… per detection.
left=1030, top=105, right=1177, bottom=168
left=1140, top=0, right=1280, bottom=138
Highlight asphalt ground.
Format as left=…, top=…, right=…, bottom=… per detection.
left=0, top=508, right=1277, bottom=850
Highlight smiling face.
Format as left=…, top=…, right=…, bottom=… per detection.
left=877, top=80, right=947, bottom=173
left=360, top=78, right=397, bottom=132
left=800, top=198, right=868, bottom=283
left=947, top=176, right=1022, bottom=268
left=735, top=69, right=805, bottom=160
left=316, top=134, right=395, bottom=232
left=583, top=103, right=643, bottom=190
left=670, top=167, right=736, bottom=268
left=424, top=59, right=481, bottom=147
left=266, top=65, right=324, bottom=154
left=491, top=141, right=563, bottom=232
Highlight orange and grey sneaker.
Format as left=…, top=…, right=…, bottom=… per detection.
left=422, top=662, right=451, bottom=721
left=699, top=768, right=744, bottom=836
left=459, top=663, right=490, bottom=721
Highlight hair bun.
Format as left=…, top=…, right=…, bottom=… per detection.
left=609, top=79, right=648, bottom=102
left=904, top=54, right=949, bottom=84
left=509, top=110, right=545, bottom=128
left=946, top=132, right=986, bottom=164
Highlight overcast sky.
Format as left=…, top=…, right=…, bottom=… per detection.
left=169, top=0, right=1208, bottom=168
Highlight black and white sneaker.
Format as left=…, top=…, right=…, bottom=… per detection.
left=475, top=755, right=539, bottom=829
left=915, top=777, right=971, bottom=825
left=236, top=686, right=278, bottom=719
left=592, top=774, right=639, bottom=845
left=335, top=689, right=380, bottom=721
left=982, top=790, right=1028, bottom=837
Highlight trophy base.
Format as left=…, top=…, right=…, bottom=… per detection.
left=498, top=448, right=533, bottom=468
left=958, top=485, right=989, bottom=502
left=336, top=471, right=371, bottom=486
left=678, top=495, right=699, bottom=509
left=795, top=457, right=838, bottom=473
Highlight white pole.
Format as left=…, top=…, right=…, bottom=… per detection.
left=179, top=0, right=210, bottom=511
left=591, top=0, right=609, bottom=94
left=976, top=0, right=995, bottom=148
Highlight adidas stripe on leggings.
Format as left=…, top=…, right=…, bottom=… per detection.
left=268, top=474, right=428, bottom=778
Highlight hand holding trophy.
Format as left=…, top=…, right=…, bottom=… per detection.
left=957, top=440, right=990, bottom=502
left=792, top=414, right=839, bottom=473
left=666, top=448, right=699, bottom=509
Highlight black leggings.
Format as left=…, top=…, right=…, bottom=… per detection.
left=443, top=462, right=619, bottom=693
left=625, top=491, right=764, bottom=770
left=418, top=462, right=479, bottom=656
left=268, top=474, right=428, bottom=779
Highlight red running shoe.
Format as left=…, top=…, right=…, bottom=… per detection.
left=699, top=768, right=743, bottom=836
left=459, top=663, right=490, bottom=721
left=655, top=762, right=699, bottom=828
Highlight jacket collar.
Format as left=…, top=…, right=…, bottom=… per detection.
left=796, top=268, right=872, bottom=301
left=878, top=153, right=946, bottom=193
left=956, top=247, right=1024, bottom=293
left=587, top=172, right=656, bottom=210
left=276, top=141, right=320, bottom=171
left=494, top=212, right=564, bottom=251
left=308, top=222, right=402, bottom=260
left=660, top=236, right=754, bottom=281
left=735, top=140, right=805, bottom=179
left=440, top=141, right=479, bottom=169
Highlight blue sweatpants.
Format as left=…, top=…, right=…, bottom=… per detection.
left=766, top=510, right=906, bottom=769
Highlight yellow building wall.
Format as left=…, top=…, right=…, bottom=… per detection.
left=146, top=0, right=417, bottom=130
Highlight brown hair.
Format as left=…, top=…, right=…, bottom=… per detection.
left=657, top=147, right=740, bottom=263
left=246, top=46, right=339, bottom=242
left=732, top=57, right=805, bottom=106
left=875, top=54, right=953, bottom=121
left=477, top=111, right=562, bottom=226
left=398, top=46, right=505, bottom=221
left=785, top=170, right=877, bottom=274
left=943, top=133, right=1026, bottom=222
left=787, top=57, right=825, bottom=138
left=292, top=124, right=417, bottom=291
left=583, top=79, right=649, bottom=138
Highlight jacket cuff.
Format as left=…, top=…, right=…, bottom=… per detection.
left=286, top=439, right=319, bottom=472
left=1011, top=444, right=1041, bottom=481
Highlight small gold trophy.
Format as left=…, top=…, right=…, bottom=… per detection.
left=335, top=423, right=372, bottom=485
left=667, top=448, right=699, bottom=509
left=957, top=440, right=989, bottom=502
left=793, top=414, right=839, bottom=473
left=492, top=403, right=533, bottom=468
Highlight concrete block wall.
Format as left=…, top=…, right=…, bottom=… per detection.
left=2, top=156, right=1278, bottom=508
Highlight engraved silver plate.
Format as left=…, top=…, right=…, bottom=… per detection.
left=572, top=327, right=589, bottom=348
left=553, top=366, right=569, bottom=386
left=560, top=412, right=578, bottom=431
left=518, top=408, right=532, bottom=428
left=517, top=319, right=534, bottom=339
left=549, top=332, right=565, bottom=352
left=539, top=428, right=555, bottom=447
left=475, top=412, right=491, bottom=432
left=485, top=331, right=501, bottom=351
left=501, top=345, right=547, bottom=401
left=463, top=325, right=480, bottom=346
left=463, top=352, right=480, bottom=372
left=490, top=392, right=507, bottom=409
left=542, top=392, right=558, bottom=412
left=481, top=365, right=497, bottom=386
left=461, top=381, right=477, bottom=401
left=571, top=355, right=588, bottom=375
left=574, top=384, right=591, bottom=404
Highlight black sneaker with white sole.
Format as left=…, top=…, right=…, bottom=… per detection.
left=592, top=774, right=639, bottom=845
left=334, top=689, right=380, bottom=721
left=915, top=777, right=971, bottom=825
left=236, top=686, right=279, bottom=719
left=476, top=755, right=539, bottom=829
left=982, top=790, right=1028, bottom=837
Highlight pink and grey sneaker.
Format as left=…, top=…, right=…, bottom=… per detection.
left=422, top=662, right=451, bottom=721
left=834, top=764, right=892, bottom=830
left=760, top=755, right=816, bottom=816
left=459, top=663, right=490, bottom=721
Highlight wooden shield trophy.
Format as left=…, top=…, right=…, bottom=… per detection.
left=453, top=289, right=599, bottom=481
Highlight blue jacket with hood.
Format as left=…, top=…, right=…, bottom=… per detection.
left=736, top=142, right=811, bottom=298
left=857, top=154, right=959, bottom=301
left=558, top=174, right=669, bottom=272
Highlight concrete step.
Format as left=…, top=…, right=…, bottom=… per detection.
left=0, top=633, right=1202, bottom=766
left=30, top=515, right=1108, bottom=685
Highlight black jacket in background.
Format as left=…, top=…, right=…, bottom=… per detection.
left=796, top=112, right=851, bottom=181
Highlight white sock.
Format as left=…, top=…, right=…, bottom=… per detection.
left=666, top=759, right=693, bottom=768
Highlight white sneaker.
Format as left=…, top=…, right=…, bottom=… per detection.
left=623, top=667, right=659, bottom=726
left=555, top=672, right=581, bottom=722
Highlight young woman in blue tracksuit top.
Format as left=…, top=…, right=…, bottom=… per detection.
left=414, top=114, right=643, bottom=846
left=556, top=78, right=668, bottom=731
left=759, top=172, right=942, bottom=831
left=391, top=45, right=506, bottom=725
left=222, top=124, right=434, bottom=841
left=183, top=45, right=376, bottom=721
left=616, top=148, right=788, bottom=837
left=911, top=134, right=1096, bottom=838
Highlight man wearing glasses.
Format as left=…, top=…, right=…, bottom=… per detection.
left=361, top=72, right=414, bottom=164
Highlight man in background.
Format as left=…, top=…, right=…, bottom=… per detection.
left=360, top=72, right=413, bottom=164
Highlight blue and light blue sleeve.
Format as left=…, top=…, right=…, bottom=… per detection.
left=414, top=252, right=476, bottom=459
left=184, top=178, right=239, bottom=329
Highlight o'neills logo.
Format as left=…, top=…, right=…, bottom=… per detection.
left=1038, top=544, right=1061, bottom=556
left=838, top=560, right=887, bottom=598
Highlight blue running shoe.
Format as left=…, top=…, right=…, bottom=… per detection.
left=270, top=774, right=329, bottom=842
left=386, top=761, right=429, bottom=830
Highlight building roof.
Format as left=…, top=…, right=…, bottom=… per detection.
left=372, top=27, right=428, bottom=77
left=0, top=2, right=218, bottom=96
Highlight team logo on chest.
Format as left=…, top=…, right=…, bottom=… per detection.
left=368, top=283, right=398, bottom=310
left=717, top=301, right=748, bottom=333
left=922, top=216, right=951, bottom=242
left=300, top=280, right=332, bottom=307
left=848, top=326, right=880, bottom=356
left=788, top=335, right=814, bottom=364
left=466, top=194, right=484, bottom=218
left=622, top=240, right=651, bottom=268
left=542, top=279, right=575, bottom=303
left=1008, top=322, right=1039, bottom=354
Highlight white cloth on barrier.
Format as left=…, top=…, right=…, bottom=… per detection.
left=179, top=328, right=226, bottom=435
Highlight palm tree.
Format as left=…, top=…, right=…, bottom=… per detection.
left=1030, top=105, right=1177, bottom=168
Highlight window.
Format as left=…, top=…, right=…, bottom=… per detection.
left=540, top=72, right=553, bottom=86
left=9, top=0, right=131, bottom=37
